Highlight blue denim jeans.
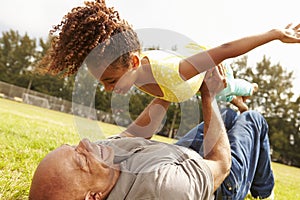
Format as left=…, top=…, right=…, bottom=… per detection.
left=176, top=108, right=274, bottom=199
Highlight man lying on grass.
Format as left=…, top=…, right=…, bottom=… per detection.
left=29, top=67, right=274, bottom=200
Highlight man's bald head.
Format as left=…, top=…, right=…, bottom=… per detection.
left=29, top=139, right=120, bottom=200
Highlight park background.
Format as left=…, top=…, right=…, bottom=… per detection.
left=0, top=0, right=300, bottom=199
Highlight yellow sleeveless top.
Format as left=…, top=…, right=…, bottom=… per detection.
left=138, top=50, right=206, bottom=103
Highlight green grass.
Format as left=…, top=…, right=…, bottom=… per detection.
left=0, top=98, right=299, bottom=199
left=244, top=162, right=300, bottom=199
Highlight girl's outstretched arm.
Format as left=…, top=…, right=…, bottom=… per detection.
left=179, top=23, right=300, bottom=80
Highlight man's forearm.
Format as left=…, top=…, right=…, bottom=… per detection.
left=201, top=87, right=231, bottom=191
left=201, top=93, right=230, bottom=160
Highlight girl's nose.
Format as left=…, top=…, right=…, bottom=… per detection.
left=104, top=84, right=114, bottom=91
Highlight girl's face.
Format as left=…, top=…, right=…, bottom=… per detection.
left=99, top=54, right=140, bottom=93
left=99, top=66, right=131, bottom=91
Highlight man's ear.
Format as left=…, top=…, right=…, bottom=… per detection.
left=85, top=191, right=103, bottom=200
left=131, top=54, right=140, bottom=70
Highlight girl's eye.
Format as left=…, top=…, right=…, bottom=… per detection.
left=107, top=80, right=116, bottom=84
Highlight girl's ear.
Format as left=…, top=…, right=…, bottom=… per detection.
left=131, top=54, right=140, bottom=70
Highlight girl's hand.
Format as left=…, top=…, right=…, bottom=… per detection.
left=278, top=23, right=300, bottom=43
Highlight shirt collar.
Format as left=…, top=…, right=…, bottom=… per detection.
left=106, top=168, right=137, bottom=200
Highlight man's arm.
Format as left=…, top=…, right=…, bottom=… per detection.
left=119, top=98, right=170, bottom=138
left=179, top=23, right=300, bottom=80
left=200, top=67, right=231, bottom=192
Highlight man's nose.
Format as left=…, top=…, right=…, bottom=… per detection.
left=79, top=138, right=90, bottom=147
left=76, top=138, right=90, bottom=152
left=80, top=138, right=93, bottom=152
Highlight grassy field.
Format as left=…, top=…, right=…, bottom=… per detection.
left=0, top=98, right=299, bottom=199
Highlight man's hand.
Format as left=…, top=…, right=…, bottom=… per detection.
left=200, top=64, right=227, bottom=97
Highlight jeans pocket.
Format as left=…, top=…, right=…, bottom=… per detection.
left=221, top=171, right=239, bottom=199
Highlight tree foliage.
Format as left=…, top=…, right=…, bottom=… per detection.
left=0, top=30, right=36, bottom=86
left=231, top=56, right=300, bottom=166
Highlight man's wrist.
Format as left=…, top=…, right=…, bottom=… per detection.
left=200, top=87, right=217, bottom=100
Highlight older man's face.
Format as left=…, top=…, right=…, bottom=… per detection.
left=29, top=138, right=120, bottom=200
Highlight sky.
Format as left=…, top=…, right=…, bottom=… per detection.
left=1, top=0, right=300, bottom=97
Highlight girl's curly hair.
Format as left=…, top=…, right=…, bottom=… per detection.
left=39, top=0, right=141, bottom=77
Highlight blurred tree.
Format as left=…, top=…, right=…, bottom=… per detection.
left=0, top=30, right=36, bottom=86
left=231, top=56, right=300, bottom=166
